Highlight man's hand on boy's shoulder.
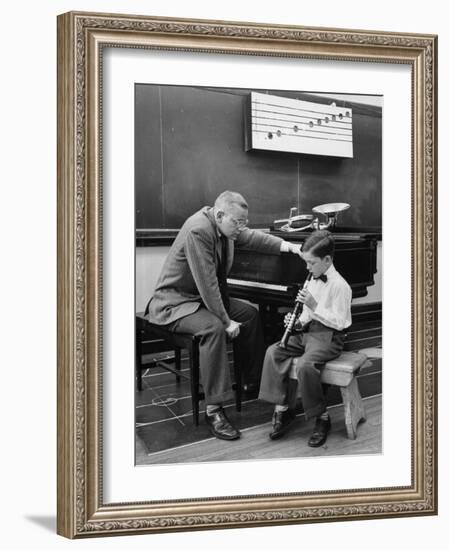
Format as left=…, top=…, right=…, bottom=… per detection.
left=281, top=241, right=303, bottom=257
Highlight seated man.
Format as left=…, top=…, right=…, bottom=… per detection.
left=258, top=230, right=352, bottom=447
left=147, top=190, right=302, bottom=441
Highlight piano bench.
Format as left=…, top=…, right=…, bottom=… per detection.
left=293, top=351, right=370, bottom=440
left=136, top=314, right=242, bottom=426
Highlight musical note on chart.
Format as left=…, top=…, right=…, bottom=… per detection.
left=246, top=91, right=353, bottom=158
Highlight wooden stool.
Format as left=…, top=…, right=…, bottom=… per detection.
left=136, top=314, right=242, bottom=425
left=321, top=351, right=369, bottom=439
left=293, top=351, right=369, bottom=439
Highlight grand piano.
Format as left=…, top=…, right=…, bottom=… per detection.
left=137, top=228, right=380, bottom=344
left=229, top=230, right=378, bottom=303
left=228, top=230, right=379, bottom=343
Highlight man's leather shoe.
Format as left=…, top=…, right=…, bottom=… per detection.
left=308, top=416, right=331, bottom=447
left=269, top=409, right=295, bottom=440
left=205, top=408, right=240, bottom=440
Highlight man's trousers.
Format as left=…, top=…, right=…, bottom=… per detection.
left=167, top=298, right=264, bottom=405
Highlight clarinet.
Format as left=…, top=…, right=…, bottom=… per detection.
left=278, top=272, right=313, bottom=348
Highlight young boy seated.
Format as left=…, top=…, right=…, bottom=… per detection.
left=258, top=230, right=352, bottom=447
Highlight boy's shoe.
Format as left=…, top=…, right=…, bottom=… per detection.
left=308, top=417, right=331, bottom=447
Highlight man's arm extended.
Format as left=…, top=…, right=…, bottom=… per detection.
left=237, top=228, right=303, bottom=257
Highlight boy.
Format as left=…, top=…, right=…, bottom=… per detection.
left=258, top=230, right=352, bottom=447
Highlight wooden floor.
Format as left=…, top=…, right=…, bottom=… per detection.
left=136, top=350, right=382, bottom=460
left=136, top=302, right=382, bottom=465
left=137, top=394, right=381, bottom=465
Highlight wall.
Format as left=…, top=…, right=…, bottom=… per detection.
left=136, top=246, right=169, bottom=311
left=135, top=85, right=381, bottom=230
left=2, top=2, right=446, bottom=550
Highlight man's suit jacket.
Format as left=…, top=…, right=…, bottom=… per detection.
left=147, top=206, right=284, bottom=326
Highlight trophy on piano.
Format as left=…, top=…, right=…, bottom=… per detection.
left=274, top=202, right=350, bottom=232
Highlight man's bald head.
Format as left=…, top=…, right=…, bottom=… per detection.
left=213, top=191, right=249, bottom=240
left=214, top=191, right=248, bottom=212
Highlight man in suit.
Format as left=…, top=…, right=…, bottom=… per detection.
left=147, top=191, right=302, bottom=440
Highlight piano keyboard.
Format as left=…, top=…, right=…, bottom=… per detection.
left=227, top=278, right=289, bottom=292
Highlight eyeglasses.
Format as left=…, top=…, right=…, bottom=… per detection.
left=228, top=216, right=248, bottom=229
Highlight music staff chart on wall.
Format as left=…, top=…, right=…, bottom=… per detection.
left=246, top=92, right=353, bottom=158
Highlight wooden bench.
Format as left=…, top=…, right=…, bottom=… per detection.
left=321, top=351, right=370, bottom=439
left=136, top=313, right=242, bottom=425
left=293, top=350, right=371, bottom=439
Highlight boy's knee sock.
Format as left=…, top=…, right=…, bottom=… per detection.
left=287, top=378, right=299, bottom=410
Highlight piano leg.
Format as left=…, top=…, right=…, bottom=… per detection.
left=259, top=304, right=284, bottom=346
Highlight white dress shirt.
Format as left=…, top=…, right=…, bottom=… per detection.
left=298, top=263, right=352, bottom=331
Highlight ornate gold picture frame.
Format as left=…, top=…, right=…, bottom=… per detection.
left=57, top=11, right=437, bottom=538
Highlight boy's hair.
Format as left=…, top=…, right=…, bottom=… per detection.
left=302, top=230, right=335, bottom=259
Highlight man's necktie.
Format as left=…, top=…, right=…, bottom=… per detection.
left=218, top=236, right=230, bottom=312
left=314, top=274, right=328, bottom=283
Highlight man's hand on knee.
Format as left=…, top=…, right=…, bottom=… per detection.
left=225, top=320, right=241, bottom=339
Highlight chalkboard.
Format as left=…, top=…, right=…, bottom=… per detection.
left=135, top=84, right=381, bottom=230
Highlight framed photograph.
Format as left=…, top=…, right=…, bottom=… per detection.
left=57, top=11, right=437, bottom=538
left=134, top=83, right=383, bottom=465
